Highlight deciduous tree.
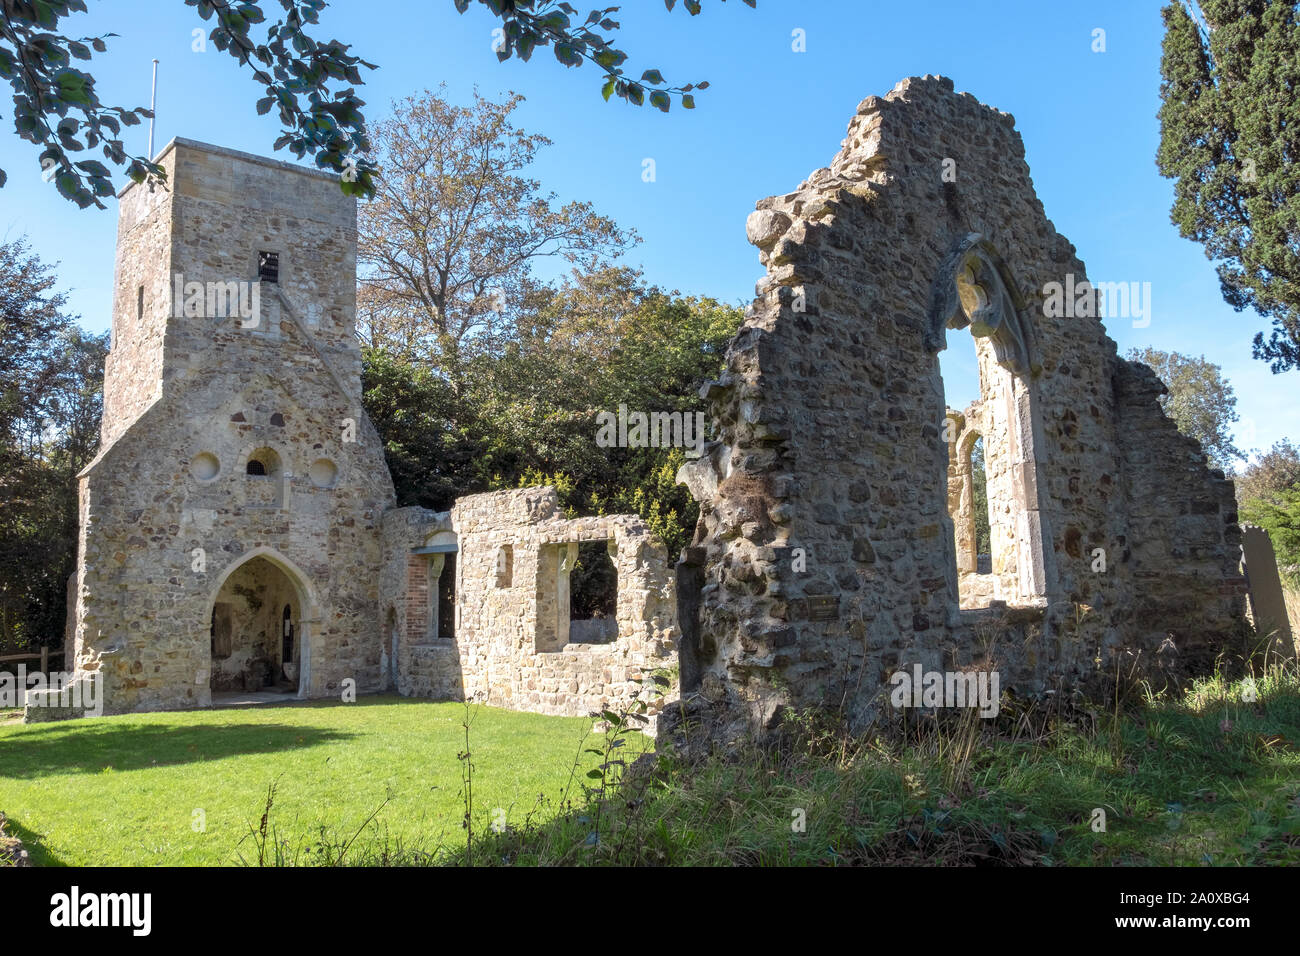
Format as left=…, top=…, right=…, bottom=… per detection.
left=362, top=267, right=742, bottom=554
left=0, top=239, right=105, bottom=649
left=357, top=87, right=635, bottom=379
left=1234, top=438, right=1300, bottom=504
left=1127, top=346, right=1245, bottom=469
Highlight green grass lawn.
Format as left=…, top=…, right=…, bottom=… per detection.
left=0, top=696, right=645, bottom=866
left=6, top=670, right=1298, bottom=867
left=468, top=667, right=1300, bottom=866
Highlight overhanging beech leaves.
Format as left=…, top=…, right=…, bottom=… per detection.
left=456, top=0, right=754, bottom=112
left=0, top=0, right=378, bottom=208
left=4, top=0, right=751, bottom=209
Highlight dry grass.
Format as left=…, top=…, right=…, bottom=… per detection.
left=1284, top=586, right=1300, bottom=656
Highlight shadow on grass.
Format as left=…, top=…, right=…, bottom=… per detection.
left=440, top=683, right=1300, bottom=867
left=4, top=814, right=66, bottom=867
left=0, top=722, right=356, bottom=779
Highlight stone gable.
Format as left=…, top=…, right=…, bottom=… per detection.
left=675, top=76, right=1246, bottom=733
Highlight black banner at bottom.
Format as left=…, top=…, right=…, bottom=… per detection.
left=2, top=864, right=1281, bottom=943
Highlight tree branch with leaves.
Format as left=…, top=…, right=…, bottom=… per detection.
left=455, top=0, right=755, bottom=112
left=0, top=0, right=378, bottom=207
left=357, top=86, right=636, bottom=378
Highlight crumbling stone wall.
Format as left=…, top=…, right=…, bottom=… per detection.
left=382, top=487, right=677, bottom=720
left=72, top=141, right=680, bottom=723
left=677, top=76, right=1245, bottom=734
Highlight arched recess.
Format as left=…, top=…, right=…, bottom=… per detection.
left=926, top=233, right=1038, bottom=374
left=929, top=233, right=1054, bottom=607
left=207, top=546, right=321, bottom=699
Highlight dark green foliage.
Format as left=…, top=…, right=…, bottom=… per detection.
left=190, top=0, right=379, bottom=197
left=0, top=239, right=105, bottom=651
left=570, top=541, right=616, bottom=622
left=1242, top=487, right=1300, bottom=581
left=971, top=435, right=989, bottom=558
left=4, top=0, right=754, bottom=208
left=361, top=349, right=490, bottom=511
left=1232, top=441, right=1300, bottom=580
left=362, top=268, right=742, bottom=556
left=1157, top=1, right=1300, bottom=371
left=0, top=1, right=378, bottom=207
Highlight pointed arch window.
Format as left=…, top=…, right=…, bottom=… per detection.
left=930, top=234, right=1052, bottom=608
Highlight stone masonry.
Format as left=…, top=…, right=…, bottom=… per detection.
left=382, top=488, right=677, bottom=723
left=70, top=140, right=394, bottom=714
left=60, top=78, right=1260, bottom=735
left=675, top=76, right=1247, bottom=734
left=62, top=139, right=676, bottom=722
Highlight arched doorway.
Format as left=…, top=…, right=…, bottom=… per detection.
left=207, top=549, right=317, bottom=700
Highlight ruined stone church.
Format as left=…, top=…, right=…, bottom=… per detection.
left=67, top=138, right=676, bottom=719
left=63, top=77, right=1268, bottom=731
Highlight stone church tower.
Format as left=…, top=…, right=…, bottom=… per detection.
left=70, top=139, right=395, bottom=713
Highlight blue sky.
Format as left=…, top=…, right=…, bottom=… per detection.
left=0, top=0, right=1293, bottom=457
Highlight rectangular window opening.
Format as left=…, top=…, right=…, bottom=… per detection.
left=427, top=553, right=456, bottom=641
left=258, top=251, right=280, bottom=284
left=568, top=541, right=618, bottom=645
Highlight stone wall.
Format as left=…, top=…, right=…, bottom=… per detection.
left=70, top=140, right=394, bottom=715
left=676, top=76, right=1246, bottom=734
left=66, top=104, right=1248, bottom=734
left=72, top=140, right=680, bottom=724
left=382, top=487, right=677, bottom=721
left=101, top=148, right=175, bottom=447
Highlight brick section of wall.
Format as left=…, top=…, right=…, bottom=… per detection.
left=404, top=555, right=428, bottom=645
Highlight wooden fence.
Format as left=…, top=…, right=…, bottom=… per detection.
left=0, top=647, right=64, bottom=672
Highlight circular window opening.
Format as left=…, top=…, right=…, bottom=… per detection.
left=191, top=452, right=220, bottom=481
left=308, top=458, right=338, bottom=489
left=246, top=447, right=282, bottom=477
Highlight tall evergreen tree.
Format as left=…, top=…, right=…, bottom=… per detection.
left=1157, top=0, right=1300, bottom=372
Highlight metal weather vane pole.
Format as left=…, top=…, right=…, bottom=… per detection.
left=148, top=59, right=159, bottom=158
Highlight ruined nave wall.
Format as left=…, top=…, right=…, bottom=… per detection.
left=677, top=76, right=1244, bottom=732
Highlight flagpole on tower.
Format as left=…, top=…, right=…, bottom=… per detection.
left=148, top=59, right=159, bottom=159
